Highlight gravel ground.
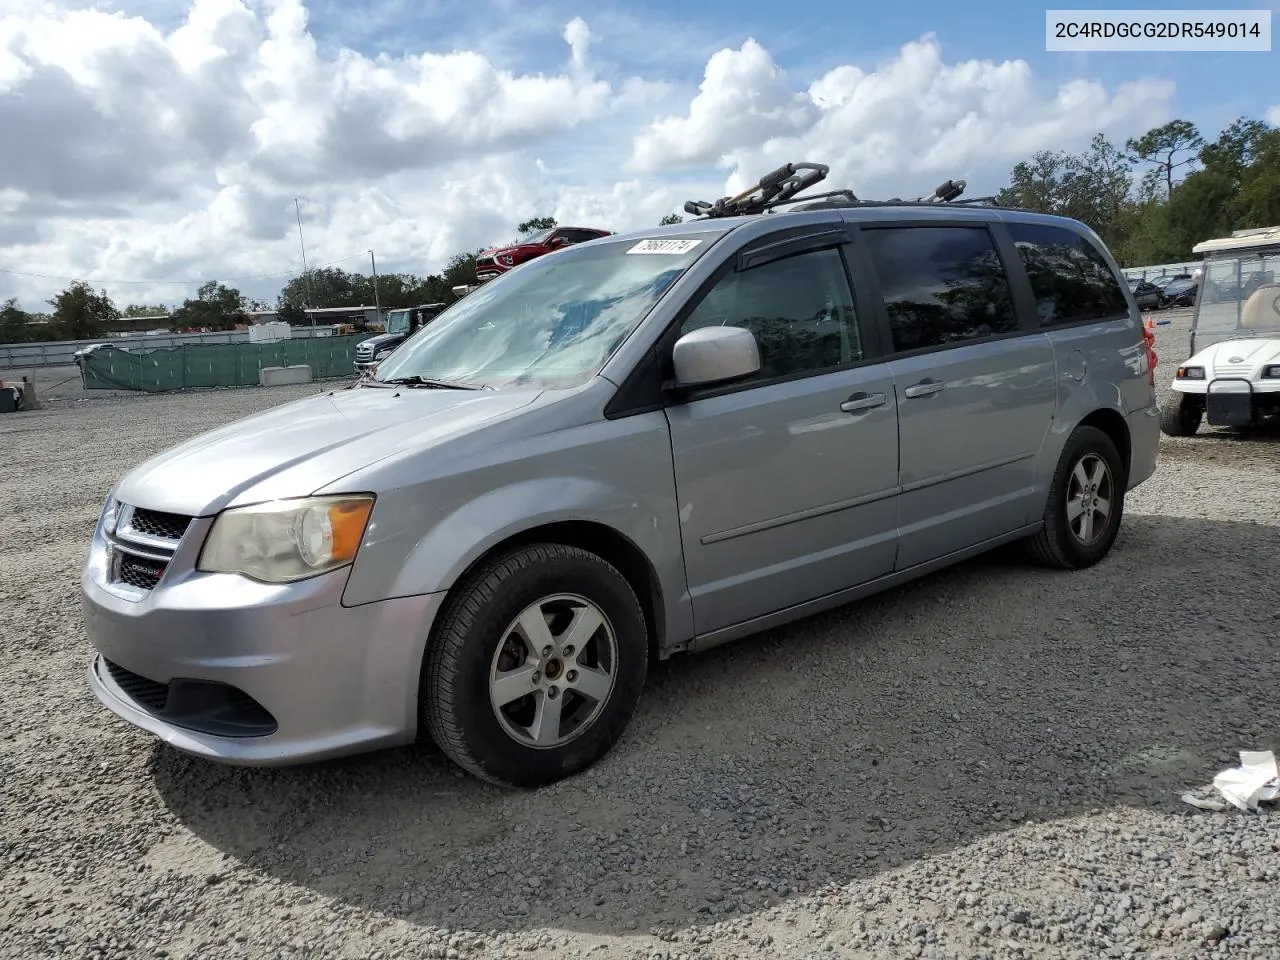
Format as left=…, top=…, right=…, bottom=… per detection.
left=2, top=308, right=1278, bottom=960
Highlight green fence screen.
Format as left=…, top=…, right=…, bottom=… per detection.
left=81, top=336, right=363, bottom=392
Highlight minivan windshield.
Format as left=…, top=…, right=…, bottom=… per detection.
left=372, top=232, right=721, bottom=390
left=1193, top=250, right=1280, bottom=335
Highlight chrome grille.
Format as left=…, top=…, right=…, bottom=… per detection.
left=127, top=507, right=190, bottom=541
left=117, top=554, right=167, bottom=591
left=355, top=343, right=375, bottom=361
left=106, top=504, right=192, bottom=598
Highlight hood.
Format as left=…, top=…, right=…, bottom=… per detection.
left=112, top=386, right=541, bottom=517
left=478, top=242, right=540, bottom=258
left=1194, top=337, right=1280, bottom=371
left=358, top=333, right=401, bottom=350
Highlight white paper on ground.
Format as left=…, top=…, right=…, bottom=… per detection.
left=1210, top=750, right=1279, bottom=812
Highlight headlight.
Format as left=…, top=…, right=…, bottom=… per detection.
left=1262, top=365, right=1280, bottom=379
left=197, top=495, right=375, bottom=583
left=1175, top=366, right=1205, bottom=380
left=101, top=494, right=120, bottom=535
left=498, top=254, right=515, bottom=266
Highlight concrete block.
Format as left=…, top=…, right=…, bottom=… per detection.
left=259, top=365, right=313, bottom=387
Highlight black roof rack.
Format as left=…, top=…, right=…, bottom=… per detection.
left=682, top=162, right=1003, bottom=219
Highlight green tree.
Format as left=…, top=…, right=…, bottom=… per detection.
left=276, top=267, right=373, bottom=324
left=1199, top=117, right=1270, bottom=180
left=659, top=213, right=684, bottom=225
left=1066, top=134, right=1135, bottom=242
left=1125, top=120, right=1203, bottom=198
left=517, top=216, right=557, bottom=234
left=1232, top=126, right=1280, bottom=226
left=0, top=298, right=35, bottom=344
left=169, top=281, right=248, bottom=331
left=48, top=281, right=119, bottom=340
left=995, top=150, right=1074, bottom=213
left=440, top=250, right=482, bottom=293
left=122, top=303, right=169, bottom=318
left=995, top=135, right=1133, bottom=243
left=996, top=114, right=1278, bottom=266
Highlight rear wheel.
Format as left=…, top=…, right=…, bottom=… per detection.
left=1159, top=393, right=1202, bottom=437
left=422, top=543, right=649, bottom=788
left=1027, top=425, right=1126, bottom=570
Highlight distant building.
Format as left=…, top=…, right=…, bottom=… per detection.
left=105, top=313, right=172, bottom=334
left=249, top=306, right=381, bottom=326
left=297, top=306, right=382, bottom=326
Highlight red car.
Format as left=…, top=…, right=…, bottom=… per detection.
left=474, top=226, right=613, bottom=283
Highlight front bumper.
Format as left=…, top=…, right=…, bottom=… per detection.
left=1170, top=377, right=1280, bottom=426
left=81, top=519, right=445, bottom=765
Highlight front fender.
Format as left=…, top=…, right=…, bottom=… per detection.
left=392, top=476, right=662, bottom=596
left=338, top=408, right=694, bottom=651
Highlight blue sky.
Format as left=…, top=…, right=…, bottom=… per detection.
left=291, top=0, right=1279, bottom=136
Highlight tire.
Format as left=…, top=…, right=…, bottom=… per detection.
left=422, top=543, right=649, bottom=788
left=1159, top=393, right=1202, bottom=437
left=1026, top=425, right=1126, bottom=570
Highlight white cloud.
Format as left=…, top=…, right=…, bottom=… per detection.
left=1266, top=104, right=1280, bottom=127
left=628, top=38, right=817, bottom=173
left=632, top=35, right=1174, bottom=201
left=0, top=2, right=1179, bottom=310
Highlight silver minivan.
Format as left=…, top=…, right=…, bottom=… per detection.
left=81, top=177, right=1161, bottom=787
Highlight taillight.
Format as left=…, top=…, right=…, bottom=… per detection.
left=1142, top=319, right=1157, bottom=386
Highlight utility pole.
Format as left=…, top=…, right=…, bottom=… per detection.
left=368, top=250, right=382, bottom=320
left=295, top=198, right=314, bottom=326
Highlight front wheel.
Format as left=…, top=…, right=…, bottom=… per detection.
left=422, top=543, right=649, bottom=788
left=1159, top=393, right=1202, bottom=437
left=1026, top=425, right=1126, bottom=570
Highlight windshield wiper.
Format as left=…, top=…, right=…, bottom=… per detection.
left=374, top=375, right=488, bottom=390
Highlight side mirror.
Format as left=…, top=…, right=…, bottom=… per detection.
left=670, top=326, right=760, bottom=389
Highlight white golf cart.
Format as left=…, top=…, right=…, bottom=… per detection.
left=1160, top=226, right=1280, bottom=436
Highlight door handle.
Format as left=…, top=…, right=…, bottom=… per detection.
left=840, top=391, right=887, bottom=413
left=903, top=379, right=945, bottom=399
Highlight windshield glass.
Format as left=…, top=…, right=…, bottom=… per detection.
left=386, top=310, right=411, bottom=334
left=509, top=228, right=554, bottom=246
left=1193, top=250, right=1280, bottom=334
left=373, top=232, right=721, bottom=390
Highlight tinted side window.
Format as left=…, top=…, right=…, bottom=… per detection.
left=680, top=246, right=862, bottom=383
left=1006, top=223, right=1129, bottom=326
left=862, top=226, right=1018, bottom=352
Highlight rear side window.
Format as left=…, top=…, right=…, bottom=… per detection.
left=863, top=226, right=1019, bottom=352
left=1006, top=223, right=1129, bottom=326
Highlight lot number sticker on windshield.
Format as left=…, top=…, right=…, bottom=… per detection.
left=626, top=238, right=703, bottom=255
